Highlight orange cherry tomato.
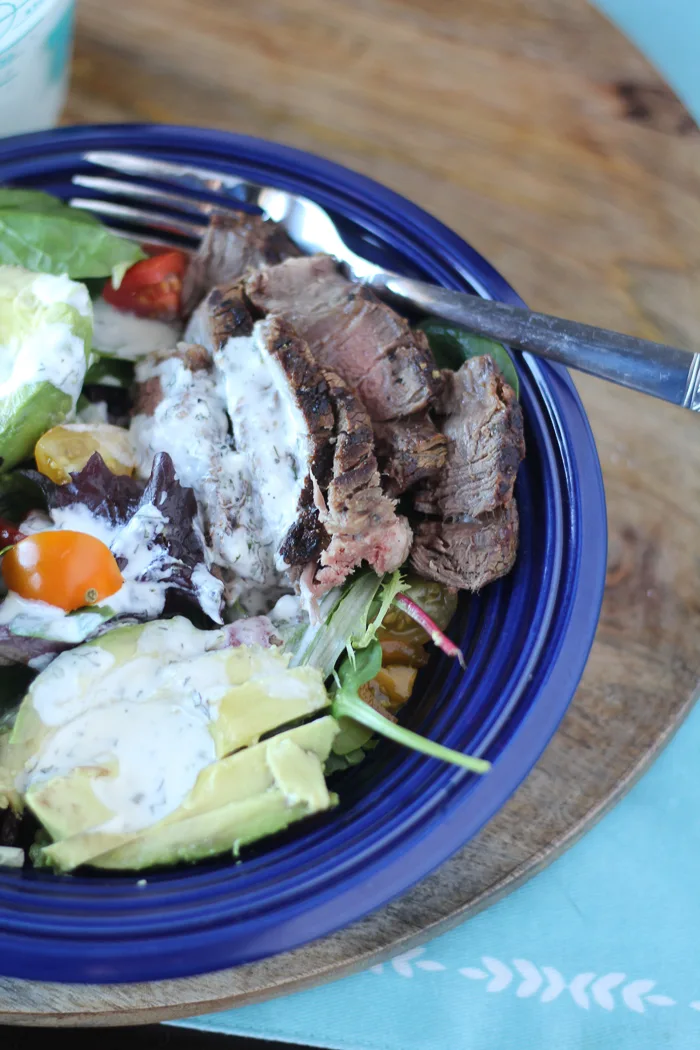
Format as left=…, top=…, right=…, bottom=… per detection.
left=102, top=250, right=188, bottom=320
left=2, top=531, right=123, bottom=612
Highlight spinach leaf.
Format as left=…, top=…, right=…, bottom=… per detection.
left=84, top=354, right=135, bottom=388
left=417, top=318, right=520, bottom=397
left=0, top=210, right=144, bottom=282
left=0, top=189, right=90, bottom=215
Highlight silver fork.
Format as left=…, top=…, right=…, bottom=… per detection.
left=72, top=151, right=700, bottom=412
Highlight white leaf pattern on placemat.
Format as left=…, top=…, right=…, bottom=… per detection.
left=513, top=959, right=542, bottom=998
left=569, top=973, right=596, bottom=1009
left=482, top=957, right=513, bottom=993
left=540, top=967, right=566, bottom=1003
left=590, top=973, right=626, bottom=1010
left=372, top=953, right=682, bottom=1013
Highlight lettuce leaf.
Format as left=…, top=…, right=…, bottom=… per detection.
left=0, top=205, right=144, bottom=283
left=417, top=318, right=520, bottom=397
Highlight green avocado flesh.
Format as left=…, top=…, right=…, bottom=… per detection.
left=1, top=618, right=339, bottom=873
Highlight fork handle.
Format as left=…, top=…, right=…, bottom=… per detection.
left=370, top=273, right=700, bottom=410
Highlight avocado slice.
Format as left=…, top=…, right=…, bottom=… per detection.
left=0, top=731, right=20, bottom=812
left=39, top=717, right=339, bottom=872
left=0, top=266, right=93, bottom=472
left=6, top=617, right=337, bottom=872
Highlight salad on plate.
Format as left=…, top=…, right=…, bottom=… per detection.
left=0, top=192, right=525, bottom=874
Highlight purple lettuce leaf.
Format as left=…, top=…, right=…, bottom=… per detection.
left=0, top=630, right=70, bottom=670
left=23, top=452, right=143, bottom=529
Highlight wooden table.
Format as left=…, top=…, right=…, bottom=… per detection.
left=3, top=0, right=700, bottom=1027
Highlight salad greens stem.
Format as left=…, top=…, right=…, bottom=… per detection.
left=352, top=570, right=404, bottom=650
left=332, top=693, right=490, bottom=774
left=332, top=639, right=489, bottom=774
left=293, top=572, right=382, bottom=678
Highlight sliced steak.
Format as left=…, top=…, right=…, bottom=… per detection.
left=410, top=502, right=519, bottom=591
left=215, top=314, right=411, bottom=601
left=244, top=255, right=442, bottom=421
left=185, top=281, right=255, bottom=350
left=182, top=212, right=301, bottom=314
left=310, top=374, right=413, bottom=594
left=374, top=414, right=448, bottom=497
left=224, top=313, right=336, bottom=571
left=415, top=356, right=525, bottom=519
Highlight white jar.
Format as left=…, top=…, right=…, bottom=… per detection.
left=0, top=0, right=75, bottom=137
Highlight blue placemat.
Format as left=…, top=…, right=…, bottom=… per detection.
left=177, top=3, right=700, bottom=1046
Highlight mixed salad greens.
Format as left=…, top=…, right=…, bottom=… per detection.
left=0, top=189, right=516, bottom=875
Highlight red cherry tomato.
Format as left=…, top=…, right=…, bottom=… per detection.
left=0, top=518, right=24, bottom=550
left=102, top=250, right=188, bottom=320
left=2, top=531, right=123, bottom=611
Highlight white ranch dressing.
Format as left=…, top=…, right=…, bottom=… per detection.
left=0, top=271, right=91, bottom=409
left=23, top=619, right=232, bottom=833
left=215, top=322, right=310, bottom=572
left=50, top=503, right=119, bottom=548
left=0, top=322, right=85, bottom=407
left=91, top=297, right=183, bottom=361
left=36, top=699, right=215, bottom=834
left=31, top=274, right=91, bottom=318
left=130, top=353, right=277, bottom=603
left=0, top=592, right=108, bottom=643
left=7, top=493, right=224, bottom=637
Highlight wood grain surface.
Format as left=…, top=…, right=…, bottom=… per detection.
left=2, top=0, right=700, bottom=1026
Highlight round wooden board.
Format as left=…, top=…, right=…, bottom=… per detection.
left=3, top=0, right=700, bottom=1026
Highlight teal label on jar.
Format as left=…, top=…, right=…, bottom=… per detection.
left=45, top=0, right=74, bottom=83
left=0, top=0, right=75, bottom=136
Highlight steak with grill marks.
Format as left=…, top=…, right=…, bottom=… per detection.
left=309, top=373, right=413, bottom=594
left=244, top=255, right=442, bottom=423
left=183, top=285, right=412, bottom=598
left=182, top=212, right=301, bottom=314
left=409, top=355, right=524, bottom=591
left=415, top=356, right=525, bottom=520
left=373, top=414, right=448, bottom=498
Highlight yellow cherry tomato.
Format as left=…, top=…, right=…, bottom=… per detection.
left=2, top=531, right=123, bottom=611
left=35, top=424, right=136, bottom=485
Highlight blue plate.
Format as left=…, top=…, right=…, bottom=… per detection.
left=0, top=125, right=607, bottom=984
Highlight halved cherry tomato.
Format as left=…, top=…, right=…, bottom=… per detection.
left=35, top=424, right=136, bottom=485
left=0, top=518, right=24, bottom=550
left=2, top=531, right=123, bottom=611
left=102, top=250, right=188, bottom=320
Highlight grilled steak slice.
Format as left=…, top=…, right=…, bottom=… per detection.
left=214, top=313, right=411, bottom=599
left=244, top=255, right=442, bottom=421
left=185, top=281, right=255, bottom=350
left=410, top=502, right=519, bottom=591
left=374, top=414, right=448, bottom=497
left=182, top=212, right=301, bottom=314
left=217, top=313, right=336, bottom=572
left=415, top=356, right=525, bottom=519
left=310, top=374, right=413, bottom=594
